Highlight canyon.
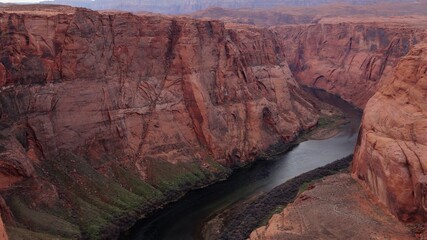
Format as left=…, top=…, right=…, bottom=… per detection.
left=41, top=0, right=416, bottom=14
left=0, top=2, right=425, bottom=240
left=195, top=3, right=427, bottom=240
left=247, top=12, right=427, bottom=240
left=0, top=4, right=319, bottom=239
left=275, top=19, right=426, bottom=108
left=195, top=4, right=427, bottom=108
left=353, top=42, right=427, bottom=223
left=192, top=2, right=427, bottom=26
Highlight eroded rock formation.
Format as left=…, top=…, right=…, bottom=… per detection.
left=43, top=0, right=415, bottom=14
left=250, top=174, right=415, bottom=240
left=192, top=6, right=427, bottom=109
left=252, top=37, right=427, bottom=240
left=191, top=2, right=427, bottom=27
left=0, top=5, right=319, bottom=238
left=352, top=42, right=427, bottom=222
left=275, top=20, right=426, bottom=108
left=0, top=216, right=7, bottom=240
left=1, top=3, right=425, bottom=239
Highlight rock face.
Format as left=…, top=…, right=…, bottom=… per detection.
left=1, top=3, right=424, bottom=239
left=0, top=5, right=318, bottom=238
left=192, top=7, right=316, bottom=26
left=44, top=0, right=415, bottom=14
left=275, top=20, right=426, bottom=108
left=250, top=173, right=415, bottom=240
left=191, top=2, right=427, bottom=27
left=352, top=42, right=427, bottom=222
left=0, top=216, right=7, bottom=240
left=191, top=6, right=427, bottom=109
left=187, top=4, right=427, bottom=109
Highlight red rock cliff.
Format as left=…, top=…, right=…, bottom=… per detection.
left=275, top=19, right=426, bottom=108
left=46, top=0, right=417, bottom=14
left=0, top=216, right=7, bottom=240
left=0, top=6, right=318, bottom=238
left=352, top=42, right=427, bottom=222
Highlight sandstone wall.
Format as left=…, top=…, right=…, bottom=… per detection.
left=0, top=216, right=7, bottom=240
left=352, top=42, right=427, bottom=222
left=0, top=7, right=318, bottom=182
left=276, top=21, right=425, bottom=108
left=0, top=6, right=318, bottom=238
left=45, top=0, right=415, bottom=14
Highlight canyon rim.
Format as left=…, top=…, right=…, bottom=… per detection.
left=0, top=1, right=426, bottom=239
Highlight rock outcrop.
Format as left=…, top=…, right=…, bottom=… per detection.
left=191, top=2, right=427, bottom=27
left=352, top=42, right=427, bottom=222
left=275, top=19, right=426, bottom=108
left=250, top=173, right=415, bottom=240
left=0, top=5, right=319, bottom=238
left=1, top=3, right=425, bottom=239
left=191, top=6, right=427, bottom=109
left=43, top=0, right=415, bottom=14
left=0, top=217, right=7, bottom=240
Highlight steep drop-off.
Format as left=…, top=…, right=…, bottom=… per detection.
left=42, top=0, right=415, bottom=14
left=246, top=37, right=427, bottom=240
left=194, top=6, right=427, bottom=108
left=275, top=19, right=427, bottom=108
left=2, top=3, right=425, bottom=239
left=191, top=2, right=427, bottom=27
left=0, top=5, right=319, bottom=238
left=353, top=42, right=427, bottom=223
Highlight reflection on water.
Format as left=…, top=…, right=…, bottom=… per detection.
left=121, top=88, right=362, bottom=240
left=266, top=131, right=357, bottom=190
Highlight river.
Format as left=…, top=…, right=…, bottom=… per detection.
left=120, top=88, right=362, bottom=240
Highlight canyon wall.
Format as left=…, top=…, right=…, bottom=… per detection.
left=194, top=5, right=427, bottom=231
left=42, top=0, right=415, bottom=14
left=0, top=6, right=319, bottom=238
left=0, top=216, right=6, bottom=240
left=275, top=20, right=426, bottom=108
left=191, top=2, right=427, bottom=27
left=352, top=42, right=427, bottom=222
left=190, top=5, right=427, bottom=109
left=0, top=3, right=425, bottom=239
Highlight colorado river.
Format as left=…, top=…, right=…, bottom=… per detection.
left=120, top=88, right=362, bottom=240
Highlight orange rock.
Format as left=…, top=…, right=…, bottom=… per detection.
left=0, top=216, right=7, bottom=240
left=352, top=42, right=427, bottom=222
left=0, top=6, right=319, bottom=236
left=275, top=22, right=426, bottom=108
left=0, top=6, right=318, bottom=175
left=250, top=174, right=414, bottom=240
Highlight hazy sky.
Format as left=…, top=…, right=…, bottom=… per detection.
left=0, top=0, right=43, bottom=2
left=0, top=0, right=56, bottom=2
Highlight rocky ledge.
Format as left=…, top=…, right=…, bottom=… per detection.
left=250, top=173, right=416, bottom=240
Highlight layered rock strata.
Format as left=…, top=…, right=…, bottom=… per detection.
left=251, top=40, right=427, bottom=240
left=43, top=0, right=415, bottom=14
left=352, top=42, right=427, bottom=222
left=275, top=20, right=426, bottom=108
left=0, top=6, right=318, bottom=238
